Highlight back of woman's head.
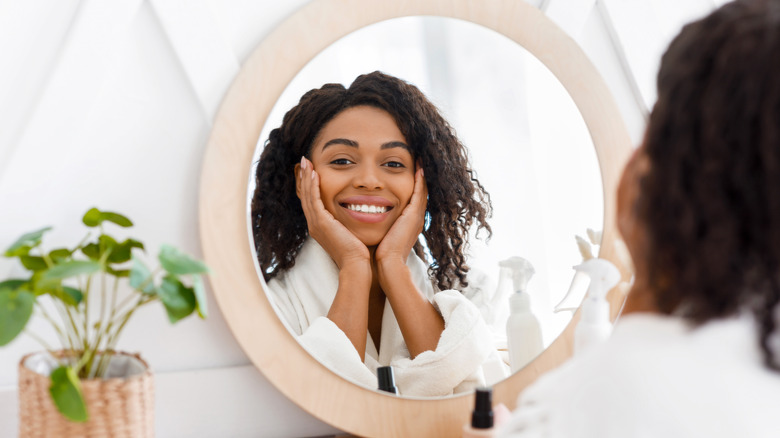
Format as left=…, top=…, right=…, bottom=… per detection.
left=638, top=0, right=780, bottom=369
left=252, top=71, right=491, bottom=290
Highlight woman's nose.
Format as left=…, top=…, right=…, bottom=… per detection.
left=353, top=164, right=383, bottom=190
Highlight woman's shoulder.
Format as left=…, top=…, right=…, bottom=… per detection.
left=506, top=313, right=780, bottom=437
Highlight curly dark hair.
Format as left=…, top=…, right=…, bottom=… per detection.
left=251, top=71, right=492, bottom=291
left=636, top=0, right=780, bottom=370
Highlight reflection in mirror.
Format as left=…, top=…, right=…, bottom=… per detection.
left=248, top=17, right=603, bottom=396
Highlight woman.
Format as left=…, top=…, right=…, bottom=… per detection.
left=500, top=0, right=780, bottom=436
left=251, top=71, right=502, bottom=396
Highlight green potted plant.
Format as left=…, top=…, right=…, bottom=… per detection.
left=0, top=207, right=209, bottom=437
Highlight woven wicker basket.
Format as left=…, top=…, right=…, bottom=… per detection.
left=18, top=351, right=154, bottom=438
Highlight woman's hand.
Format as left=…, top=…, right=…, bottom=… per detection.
left=297, top=156, right=370, bottom=270
left=299, top=156, right=372, bottom=360
left=375, top=168, right=427, bottom=272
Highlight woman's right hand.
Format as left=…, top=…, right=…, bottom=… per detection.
left=297, top=156, right=370, bottom=270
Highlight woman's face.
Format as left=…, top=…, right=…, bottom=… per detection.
left=303, top=105, right=416, bottom=247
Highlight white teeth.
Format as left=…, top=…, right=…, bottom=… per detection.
left=347, top=204, right=388, bottom=214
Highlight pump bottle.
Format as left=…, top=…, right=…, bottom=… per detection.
left=502, top=257, right=543, bottom=373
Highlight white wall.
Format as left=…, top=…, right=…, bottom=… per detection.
left=0, top=0, right=716, bottom=436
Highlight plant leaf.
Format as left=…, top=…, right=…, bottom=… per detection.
left=129, top=257, right=156, bottom=294
left=0, top=279, right=28, bottom=291
left=82, top=208, right=102, bottom=227
left=30, top=271, right=60, bottom=296
left=48, top=248, right=72, bottom=263
left=101, top=212, right=133, bottom=227
left=107, top=267, right=130, bottom=278
left=192, top=275, right=208, bottom=319
left=60, top=287, right=83, bottom=306
left=158, top=245, right=209, bottom=275
left=99, top=234, right=117, bottom=247
left=0, top=290, right=35, bottom=346
left=81, top=243, right=100, bottom=260
left=158, top=275, right=195, bottom=323
left=20, top=255, right=48, bottom=271
left=5, top=227, right=52, bottom=257
left=49, top=366, right=88, bottom=422
left=108, top=238, right=143, bottom=264
left=82, top=207, right=132, bottom=228
left=42, top=260, right=101, bottom=281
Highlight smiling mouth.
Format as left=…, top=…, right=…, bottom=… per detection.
left=341, top=203, right=392, bottom=214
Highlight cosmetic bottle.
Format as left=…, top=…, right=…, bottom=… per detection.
left=502, top=257, right=543, bottom=373
left=377, top=366, right=397, bottom=394
left=463, top=388, right=495, bottom=438
left=491, top=265, right=514, bottom=329
left=573, top=258, right=621, bottom=355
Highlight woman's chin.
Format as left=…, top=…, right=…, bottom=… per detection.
left=353, top=230, right=389, bottom=249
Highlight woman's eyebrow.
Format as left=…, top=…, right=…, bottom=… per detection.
left=380, top=141, right=410, bottom=152
left=322, top=138, right=358, bottom=150
left=321, top=139, right=410, bottom=152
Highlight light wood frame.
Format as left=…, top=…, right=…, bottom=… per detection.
left=198, top=0, right=633, bottom=436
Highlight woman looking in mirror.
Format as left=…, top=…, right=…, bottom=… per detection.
left=500, top=0, right=780, bottom=436
left=251, top=71, right=502, bottom=396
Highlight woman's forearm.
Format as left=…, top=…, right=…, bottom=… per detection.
left=378, top=260, right=444, bottom=358
left=327, top=262, right=372, bottom=361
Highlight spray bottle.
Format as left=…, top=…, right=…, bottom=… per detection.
left=554, top=234, right=596, bottom=314
left=573, top=258, right=621, bottom=355
left=502, top=257, right=543, bottom=373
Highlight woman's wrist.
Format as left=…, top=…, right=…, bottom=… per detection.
left=339, top=260, right=372, bottom=286
left=376, top=257, right=411, bottom=292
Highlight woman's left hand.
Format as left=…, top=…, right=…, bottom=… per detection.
left=375, top=168, right=427, bottom=270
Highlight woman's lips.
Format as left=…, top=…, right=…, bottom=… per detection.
left=339, top=196, right=393, bottom=224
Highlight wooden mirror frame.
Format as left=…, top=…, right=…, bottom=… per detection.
left=199, top=0, right=633, bottom=436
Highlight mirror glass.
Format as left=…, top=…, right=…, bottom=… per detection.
left=248, top=16, right=603, bottom=396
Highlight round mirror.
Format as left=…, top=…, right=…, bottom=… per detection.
left=249, top=16, right=604, bottom=393
left=200, top=0, right=632, bottom=436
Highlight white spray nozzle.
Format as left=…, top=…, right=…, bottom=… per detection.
left=586, top=228, right=602, bottom=246
left=573, top=258, right=621, bottom=300
left=575, top=235, right=595, bottom=261
left=498, top=257, right=535, bottom=293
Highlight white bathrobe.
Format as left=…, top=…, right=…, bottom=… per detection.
left=266, top=237, right=497, bottom=397
left=498, top=313, right=780, bottom=438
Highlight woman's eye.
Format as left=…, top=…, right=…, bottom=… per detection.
left=330, top=158, right=354, bottom=165
left=383, top=161, right=406, bottom=169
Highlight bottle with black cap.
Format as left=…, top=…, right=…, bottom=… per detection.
left=463, top=387, right=495, bottom=437
left=377, top=366, right=397, bottom=395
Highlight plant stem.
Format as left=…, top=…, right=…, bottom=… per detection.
left=96, top=272, right=107, bottom=345
left=91, top=274, right=118, bottom=378
left=40, top=250, right=54, bottom=268
left=62, top=301, right=86, bottom=350
left=94, top=294, right=153, bottom=377
left=83, top=274, right=92, bottom=350
left=35, top=306, right=68, bottom=348
left=24, top=329, right=56, bottom=353
left=105, top=296, right=155, bottom=351
left=52, top=300, right=79, bottom=351
left=74, top=231, right=92, bottom=252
